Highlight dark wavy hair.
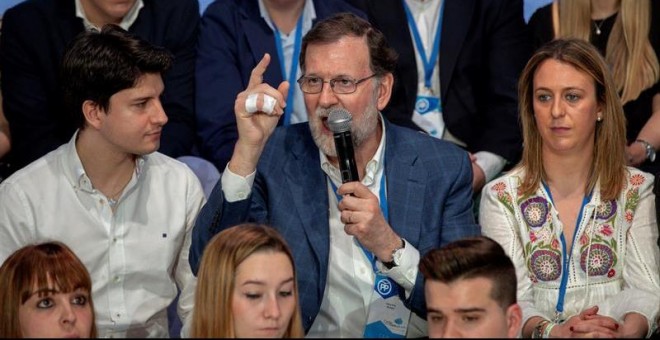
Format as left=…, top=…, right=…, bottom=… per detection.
left=60, top=24, right=173, bottom=130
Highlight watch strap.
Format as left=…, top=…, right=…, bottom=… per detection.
left=635, top=139, right=656, bottom=162
left=382, top=238, right=405, bottom=269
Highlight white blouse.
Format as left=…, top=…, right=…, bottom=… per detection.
left=479, top=167, right=660, bottom=334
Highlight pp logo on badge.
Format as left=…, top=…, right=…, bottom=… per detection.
left=377, top=278, right=392, bottom=295
left=415, top=97, right=430, bottom=114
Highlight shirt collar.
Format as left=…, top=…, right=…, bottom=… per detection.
left=258, top=0, right=316, bottom=34
left=320, top=114, right=387, bottom=187
left=75, top=0, right=144, bottom=31
left=64, top=130, right=146, bottom=193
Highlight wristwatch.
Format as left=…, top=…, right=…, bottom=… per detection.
left=636, top=139, right=656, bottom=162
left=382, top=238, right=405, bottom=269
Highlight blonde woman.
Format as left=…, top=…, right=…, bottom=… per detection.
left=191, top=223, right=304, bottom=338
left=529, top=0, right=660, bottom=176
left=480, top=39, right=660, bottom=338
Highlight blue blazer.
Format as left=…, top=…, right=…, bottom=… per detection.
left=1, top=0, right=199, bottom=172
left=348, top=0, right=531, bottom=164
left=195, top=0, right=366, bottom=172
left=190, top=119, right=481, bottom=331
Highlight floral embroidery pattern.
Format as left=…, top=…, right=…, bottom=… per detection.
left=530, top=249, right=562, bottom=281
left=580, top=243, right=617, bottom=276
left=595, top=200, right=616, bottom=220
left=492, top=181, right=514, bottom=214
left=630, top=173, right=645, bottom=186
left=624, top=174, right=644, bottom=224
left=520, top=196, right=549, bottom=229
left=517, top=192, right=561, bottom=282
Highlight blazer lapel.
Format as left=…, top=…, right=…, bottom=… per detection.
left=285, top=132, right=330, bottom=268
left=240, top=2, right=283, bottom=84
left=383, top=123, right=424, bottom=247
left=439, top=0, right=474, bottom=102
left=370, top=0, right=418, bottom=111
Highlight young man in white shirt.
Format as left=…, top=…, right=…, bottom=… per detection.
left=0, top=25, right=205, bottom=337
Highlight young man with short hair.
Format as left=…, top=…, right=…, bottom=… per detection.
left=420, top=236, right=522, bottom=338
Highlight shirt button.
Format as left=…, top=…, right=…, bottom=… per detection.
left=112, top=238, right=117, bottom=243
left=114, top=276, right=120, bottom=283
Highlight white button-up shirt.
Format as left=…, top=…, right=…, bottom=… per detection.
left=0, top=133, right=205, bottom=337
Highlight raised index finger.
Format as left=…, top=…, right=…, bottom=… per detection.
left=248, top=53, right=271, bottom=89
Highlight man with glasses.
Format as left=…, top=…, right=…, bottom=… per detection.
left=189, top=12, right=480, bottom=337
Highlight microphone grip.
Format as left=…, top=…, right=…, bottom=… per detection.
left=333, top=131, right=359, bottom=183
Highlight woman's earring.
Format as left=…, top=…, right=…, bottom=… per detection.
left=597, top=116, right=602, bottom=122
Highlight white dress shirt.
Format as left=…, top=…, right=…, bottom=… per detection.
left=405, top=0, right=505, bottom=181
left=223, top=118, right=427, bottom=337
left=75, top=0, right=144, bottom=31
left=0, top=133, right=206, bottom=337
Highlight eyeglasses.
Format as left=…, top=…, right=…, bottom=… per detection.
left=297, top=74, right=377, bottom=94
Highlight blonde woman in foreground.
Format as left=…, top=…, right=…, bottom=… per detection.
left=191, top=223, right=304, bottom=338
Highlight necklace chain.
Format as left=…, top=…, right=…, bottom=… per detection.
left=106, top=183, right=127, bottom=207
left=593, top=19, right=605, bottom=35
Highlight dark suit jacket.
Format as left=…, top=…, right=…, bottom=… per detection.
left=189, top=119, right=481, bottom=332
left=348, top=0, right=530, bottom=164
left=195, top=0, right=365, bottom=172
left=1, top=0, right=198, bottom=172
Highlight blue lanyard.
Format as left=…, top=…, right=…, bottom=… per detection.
left=403, top=0, right=445, bottom=89
left=542, top=182, right=592, bottom=321
left=273, top=14, right=303, bottom=126
left=331, top=174, right=388, bottom=271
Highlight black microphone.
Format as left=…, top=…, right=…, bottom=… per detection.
left=328, top=107, right=359, bottom=183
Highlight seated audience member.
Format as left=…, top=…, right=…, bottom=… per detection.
left=0, top=25, right=205, bottom=337
left=527, top=0, right=660, bottom=177
left=0, top=241, right=97, bottom=338
left=419, top=236, right=522, bottom=338
left=0, top=0, right=199, bottom=175
left=347, top=0, right=531, bottom=194
left=191, top=223, right=304, bottom=338
left=195, top=0, right=365, bottom=172
left=189, top=12, right=480, bottom=337
left=480, top=38, right=660, bottom=338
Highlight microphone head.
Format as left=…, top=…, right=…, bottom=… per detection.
left=327, top=107, right=352, bottom=133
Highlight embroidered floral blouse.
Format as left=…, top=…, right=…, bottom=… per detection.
left=479, top=167, right=660, bottom=332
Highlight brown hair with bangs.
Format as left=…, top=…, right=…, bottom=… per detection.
left=0, top=241, right=97, bottom=337
left=191, top=223, right=304, bottom=338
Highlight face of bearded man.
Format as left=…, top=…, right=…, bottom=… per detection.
left=308, top=84, right=381, bottom=158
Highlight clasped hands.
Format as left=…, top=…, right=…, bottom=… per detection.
left=552, top=306, right=646, bottom=338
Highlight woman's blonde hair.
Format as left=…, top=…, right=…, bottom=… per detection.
left=517, top=38, right=627, bottom=200
left=552, top=0, right=659, bottom=103
left=0, top=241, right=97, bottom=338
left=190, top=223, right=304, bottom=338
